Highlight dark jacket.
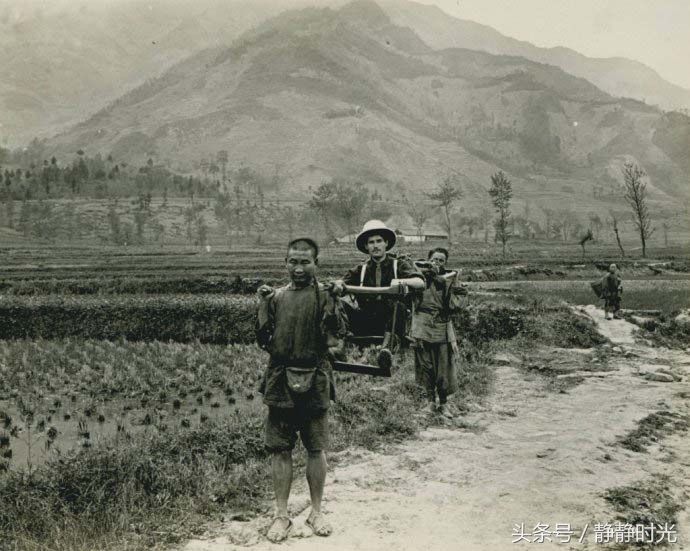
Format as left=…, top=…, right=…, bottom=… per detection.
left=256, top=282, right=347, bottom=409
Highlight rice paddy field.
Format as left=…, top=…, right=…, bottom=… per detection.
left=0, top=340, right=267, bottom=470
left=0, top=239, right=688, bottom=549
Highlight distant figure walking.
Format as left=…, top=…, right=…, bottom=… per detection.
left=601, top=263, right=623, bottom=320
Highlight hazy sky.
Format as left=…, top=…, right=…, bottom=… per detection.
left=4, top=0, right=690, bottom=89
left=417, top=0, right=690, bottom=89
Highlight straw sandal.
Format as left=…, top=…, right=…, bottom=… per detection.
left=266, top=516, right=292, bottom=543
left=306, top=511, right=333, bottom=537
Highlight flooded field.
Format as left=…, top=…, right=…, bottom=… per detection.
left=0, top=340, right=266, bottom=471
left=471, top=278, right=690, bottom=313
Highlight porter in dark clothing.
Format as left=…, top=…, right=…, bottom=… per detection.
left=410, top=264, right=461, bottom=417
left=257, top=282, right=344, bottom=412
left=601, top=264, right=623, bottom=320
left=256, top=238, right=345, bottom=542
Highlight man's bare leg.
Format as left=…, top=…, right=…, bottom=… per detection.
left=306, top=450, right=326, bottom=512
left=267, top=451, right=292, bottom=542
left=306, top=450, right=332, bottom=536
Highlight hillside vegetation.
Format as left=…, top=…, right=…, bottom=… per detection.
left=36, top=0, right=688, bottom=206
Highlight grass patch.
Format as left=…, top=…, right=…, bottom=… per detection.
left=617, top=411, right=690, bottom=453
left=645, top=316, right=690, bottom=349
left=0, top=340, right=493, bottom=550
left=513, top=298, right=606, bottom=348
left=603, top=474, right=684, bottom=547
left=0, top=415, right=269, bottom=550
left=453, top=341, right=495, bottom=406
left=331, top=374, right=421, bottom=451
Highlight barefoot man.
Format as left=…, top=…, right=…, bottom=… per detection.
left=256, top=237, right=346, bottom=542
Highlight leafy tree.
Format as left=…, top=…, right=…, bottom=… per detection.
left=18, top=200, right=31, bottom=236
left=107, top=201, right=122, bottom=245
left=427, top=175, right=462, bottom=245
left=335, top=181, right=369, bottom=239
left=213, top=190, right=235, bottom=237
left=3, top=171, right=14, bottom=228
left=132, top=192, right=153, bottom=243
left=407, top=198, right=429, bottom=242
left=184, top=203, right=207, bottom=245
left=479, top=206, right=490, bottom=243
left=621, top=161, right=654, bottom=258
left=488, top=171, right=512, bottom=260
left=217, top=150, right=229, bottom=183
left=308, top=181, right=339, bottom=241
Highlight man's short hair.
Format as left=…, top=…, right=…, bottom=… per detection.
left=428, top=247, right=449, bottom=260
left=286, top=237, right=319, bottom=259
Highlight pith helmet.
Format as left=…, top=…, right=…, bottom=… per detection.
left=355, top=220, right=396, bottom=254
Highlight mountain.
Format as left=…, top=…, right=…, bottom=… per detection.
left=0, top=0, right=298, bottom=147
left=3, top=0, right=689, bottom=150
left=42, top=0, right=690, bottom=206
left=380, top=0, right=690, bottom=112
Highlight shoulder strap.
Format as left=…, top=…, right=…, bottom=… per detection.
left=360, top=262, right=367, bottom=286
left=393, top=258, right=398, bottom=279
left=313, top=279, right=323, bottom=342
left=442, top=273, right=458, bottom=315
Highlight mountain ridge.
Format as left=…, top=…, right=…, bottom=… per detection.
left=2, top=0, right=688, bottom=148
left=380, top=0, right=690, bottom=111
left=40, top=0, right=688, bottom=208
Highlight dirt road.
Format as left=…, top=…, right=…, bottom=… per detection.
left=184, top=307, right=690, bottom=551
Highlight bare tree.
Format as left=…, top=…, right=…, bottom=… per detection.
left=427, top=175, right=463, bottom=245
left=588, top=213, right=603, bottom=239
left=661, top=221, right=670, bottom=247
left=541, top=206, right=555, bottom=240
left=558, top=209, right=578, bottom=242
left=489, top=171, right=513, bottom=260
left=608, top=211, right=626, bottom=258
left=621, top=161, right=654, bottom=258
left=578, top=228, right=594, bottom=260
left=660, top=212, right=683, bottom=248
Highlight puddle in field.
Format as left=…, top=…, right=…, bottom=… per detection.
left=0, top=393, right=262, bottom=471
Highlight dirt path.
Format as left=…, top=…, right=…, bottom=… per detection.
left=183, top=307, right=690, bottom=551
left=575, top=305, right=637, bottom=345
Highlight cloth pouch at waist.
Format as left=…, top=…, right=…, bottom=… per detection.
left=285, top=366, right=316, bottom=394
left=410, top=311, right=449, bottom=342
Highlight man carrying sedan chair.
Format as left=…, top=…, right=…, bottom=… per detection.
left=410, top=254, right=463, bottom=418
left=256, top=237, right=348, bottom=542
left=332, top=220, right=424, bottom=368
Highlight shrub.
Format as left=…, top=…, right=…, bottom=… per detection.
left=0, top=295, right=258, bottom=344
left=454, top=305, right=525, bottom=344
left=0, top=415, right=269, bottom=547
left=0, top=276, right=284, bottom=296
